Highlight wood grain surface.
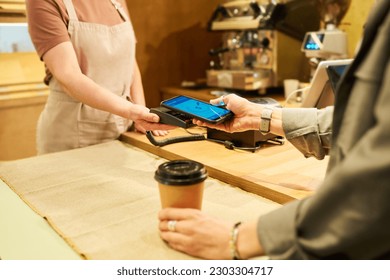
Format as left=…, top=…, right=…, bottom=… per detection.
left=121, top=128, right=329, bottom=204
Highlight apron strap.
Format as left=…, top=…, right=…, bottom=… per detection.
left=63, top=0, right=79, bottom=22
left=110, top=0, right=130, bottom=22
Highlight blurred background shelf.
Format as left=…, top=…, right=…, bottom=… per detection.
left=0, top=52, right=48, bottom=161
left=0, top=0, right=26, bottom=23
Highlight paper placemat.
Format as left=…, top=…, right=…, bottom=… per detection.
left=0, top=140, right=280, bottom=259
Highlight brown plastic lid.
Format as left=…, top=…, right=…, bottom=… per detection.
left=155, top=160, right=208, bottom=186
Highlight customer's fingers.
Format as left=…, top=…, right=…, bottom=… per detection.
left=159, top=218, right=196, bottom=234
left=159, top=230, right=192, bottom=253
left=158, top=208, right=202, bottom=222
left=209, top=96, right=225, bottom=106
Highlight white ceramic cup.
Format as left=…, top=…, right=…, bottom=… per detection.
left=283, top=79, right=300, bottom=100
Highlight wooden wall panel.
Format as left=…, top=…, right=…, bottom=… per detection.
left=126, top=0, right=223, bottom=107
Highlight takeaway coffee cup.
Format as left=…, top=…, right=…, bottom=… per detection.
left=155, top=160, right=208, bottom=209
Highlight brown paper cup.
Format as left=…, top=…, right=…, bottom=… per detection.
left=158, top=182, right=204, bottom=209
left=155, top=160, right=207, bottom=209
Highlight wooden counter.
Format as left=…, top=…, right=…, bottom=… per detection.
left=120, top=128, right=328, bottom=204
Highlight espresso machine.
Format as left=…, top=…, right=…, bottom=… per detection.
left=301, top=0, right=351, bottom=74
left=206, top=0, right=321, bottom=93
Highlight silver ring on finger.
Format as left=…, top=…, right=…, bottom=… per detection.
left=167, top=220, right=177, bottom=232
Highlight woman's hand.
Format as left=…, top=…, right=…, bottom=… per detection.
left=128, top=103, right=175, bottom=133
left=134, top=122, right=170, bottom=136
left=159, top=208, right=233, bottom=259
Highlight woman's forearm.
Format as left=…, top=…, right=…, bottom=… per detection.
left=130, top=61, right=146, bottom=106
left=44, top=41, right=135, bottom=119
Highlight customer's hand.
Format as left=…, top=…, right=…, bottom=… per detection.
left=158, top=208, right=233, bottom=259
left=193, top=94, right=262, bottom=133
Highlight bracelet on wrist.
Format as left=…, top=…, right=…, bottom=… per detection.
left=229, top=222, right=242, bottom=260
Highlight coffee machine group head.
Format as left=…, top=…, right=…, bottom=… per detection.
left=206, top=0, right=321, bottom=93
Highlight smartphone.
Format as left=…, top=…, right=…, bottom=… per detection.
left=161, top=95, right=233, bottom=124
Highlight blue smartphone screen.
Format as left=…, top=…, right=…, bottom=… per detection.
left=163, top=96, right=231, bottom=121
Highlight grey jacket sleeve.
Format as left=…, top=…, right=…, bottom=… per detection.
left=257, top=28, right=390, bottom=259
left=259, top=83, right=390, bottom=259
left=259, top=91, right=390, bottom=258
left=282, top=106, right=333, bottom=160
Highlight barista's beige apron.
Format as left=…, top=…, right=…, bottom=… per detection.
left=37, top=0, right=135, bottom=154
